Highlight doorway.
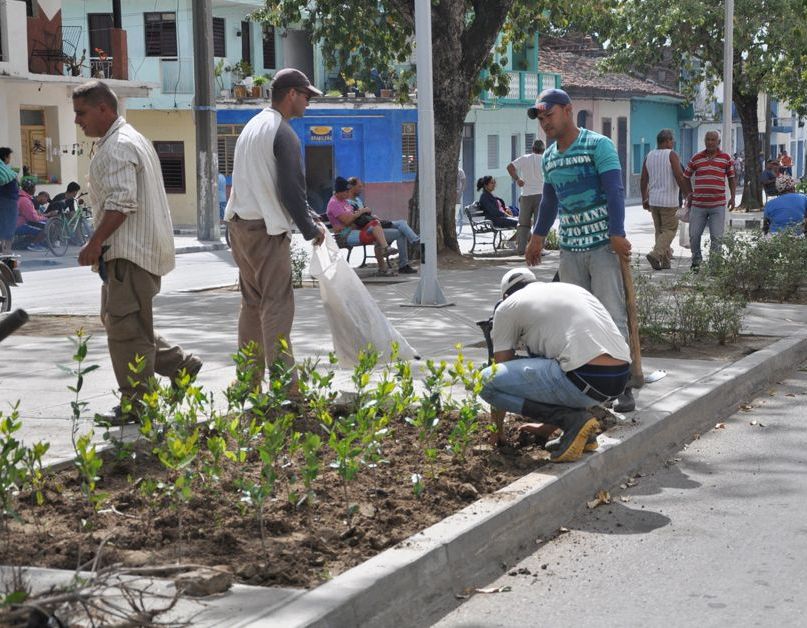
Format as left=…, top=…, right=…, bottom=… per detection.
left=461, top=123, right=475, bottom=207
left=305, top=145, right=333, bottom=214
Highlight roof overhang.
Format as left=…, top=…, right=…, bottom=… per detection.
left=0, top=72, right=155, bottom=98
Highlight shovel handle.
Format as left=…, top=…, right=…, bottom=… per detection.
left=618, top=255, right=644, bottom=388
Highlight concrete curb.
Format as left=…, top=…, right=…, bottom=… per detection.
left=175, top=242, right=228, bottom=254
left=247, top=333, right=807, bottom=628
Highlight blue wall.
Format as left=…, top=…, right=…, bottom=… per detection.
left=629, top=99, right=682, bottom=175
left=217, top=107, right=418, bottom=184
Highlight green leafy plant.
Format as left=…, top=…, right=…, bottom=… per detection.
left=59, top=330, right=100, bottom=452
left=544, top=228, right=560, bottom=250
left=407, top=359, right=449, bottom=485
left=74, top=431, right=106, bottom=514
left=446, top=346, right=487, bottom=461
left=0, top=406, right=49, bottom=525
left=290, top=241, right=310, bottom=288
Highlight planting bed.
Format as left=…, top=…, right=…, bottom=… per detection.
left=4, top=417, right=549, bottom=589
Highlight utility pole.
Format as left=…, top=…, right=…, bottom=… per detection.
left=722, top=0, right=734, bottom=223
left=410, top=0, right=449, bottom=307
left=191, top=0, right=219, bottom=241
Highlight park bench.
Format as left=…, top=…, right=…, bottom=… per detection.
left=319, top=214, right=372, bottom=267
left=463, top=202, right=517, bottom=254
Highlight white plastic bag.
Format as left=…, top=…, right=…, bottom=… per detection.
left=309, top=233, right=417, bottom=366
left=678, top=222, right=690, bottom=249
left=675, top=205, right=691, bottom=222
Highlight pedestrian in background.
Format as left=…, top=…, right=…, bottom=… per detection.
left=683, top=130, right=736, bottom=271
left=0, top=147, right=19, bottom=255
left=507, top=139, right=545, bottom=255
left=524, top=88, right=635, bottom=413
left=640, top=129, right=690, bottom=270
left=224, top=68, right=326, bottom=384
left=73, top=80, right=201, bottom=425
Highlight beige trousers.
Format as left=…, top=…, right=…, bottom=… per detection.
left=516, top=193, right=542, bottom=255
left=228, top=216, right=295, bottom=379
left=101, top=259, right=190, bottom=401
left=649, top=206, right=679, bottom=262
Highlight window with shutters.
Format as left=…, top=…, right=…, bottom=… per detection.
left=487, top=135, right=499, bottom=169
left=153, top=141, right=185, bottom=193
left=262, top=25, right=276, bottom=69
left=402, top=123, right=417, bottom=173
left=144, top=12, right=177, bottom=57
left=213, top=17, right=226, bottom=58
left=525, top=133, right=536, bottom=153
left=216, top=125, right=245, bottom=177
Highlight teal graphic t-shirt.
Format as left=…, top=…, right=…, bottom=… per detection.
left=542, top=128, right=622, bottom=251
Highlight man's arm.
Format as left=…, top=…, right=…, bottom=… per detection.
left=599, top=169, right=631, bottom=258
left=670, top=151, right=691, bottom=197
left=727, top=176, right=736, bottom=209
left=78, top=211, right=126, bottom=266
left=525, top=183, right=558, bottom=266
left=506, top=163, right=524, bottom=188
left=275, top=123, right=324, bottom=244
left=640, top=160, right=650, bottom=209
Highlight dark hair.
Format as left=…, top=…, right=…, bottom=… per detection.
left=72, top=80, right=119, bottom=113
left=66, top=181, right=81, bottom=193
left=656, top=129, right=674, bottom=147
left=476, top=175, right=493, bottom=192
left=271, top=86, right=293, bottom=105
left=532, top=139, right=545, bottom=154
left=0, top=147, right=11, bottom=161
left=21, top=179, right=36, bottom=193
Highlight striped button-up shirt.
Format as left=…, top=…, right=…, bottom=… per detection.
left=88, top=117, right=175, bottom=276
left=684, top=149, right=735, bottom=209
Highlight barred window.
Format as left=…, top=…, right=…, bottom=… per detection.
left=262, top=25, right=276, bottom=69
left=145, top=12, right=177, bottom=57
left=525, top=133, right=535, bottom=153
left=213, top=17, right=226, bottom=58
left=487, top=134, right=499, bottom=169
left=153, top=141, right=185, bottom=193
left=402, top=122, right=417, bottom=173
left=216, top=124, right=245, bottom=177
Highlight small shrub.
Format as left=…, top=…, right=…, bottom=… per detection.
left=544, top=228, right=560, bottom=250
left=291, top=241, right=310, bottom=288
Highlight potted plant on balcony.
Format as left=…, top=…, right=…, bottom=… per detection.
left=231, top=60, right=252, bottom=100
left=65, top=49, right=87, bottom=77
left=214, top=59, right=230, bottom=98
left=252, top=74, right=269, bottom=98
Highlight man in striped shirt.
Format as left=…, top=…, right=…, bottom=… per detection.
left=525, top=88, right=636, bottom=413
left=683, top=131, right=736, bottom=270
left=74, top=80, right=201, bottom=425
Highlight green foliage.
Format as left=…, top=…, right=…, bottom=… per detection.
left=58, top=329, right=100, bottom=452
left=74, top=431, right=106, bottom=513
left=544, top=228, right=560, bottom=251
left=0, top=406, right=49, bottom=523
left=290, top=241, right=309, bottom=288
left=446, top=346, right=488, bottom=462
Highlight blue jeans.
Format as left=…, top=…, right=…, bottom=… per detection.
left=481, top=357, right=598, bottom=414
left=382, top=219, right=419, bottom=269
left=558, top=244, right=628, bottom=339
left=689, top=205, right=725, bottom=266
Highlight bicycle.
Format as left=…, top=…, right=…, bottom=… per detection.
left=45, top=204, right=93, bottom=257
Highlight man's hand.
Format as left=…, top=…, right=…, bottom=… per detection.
left=525, top=234, right=545, bottom=266
left=312, top=224, right=326, bottom=246
left=727, top=196, right=736, bottom=210
left=78, top=238, right=103, bottom=266
left=609, top=235, right=632, bottom=259
left=516, top=177, right=525, bottom=188
left=642, top=199, right=650, bottom=210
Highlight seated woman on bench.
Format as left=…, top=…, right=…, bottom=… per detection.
left=327, top=176, right=398, bottom=276
left=477, top=176, right=519, bottom=228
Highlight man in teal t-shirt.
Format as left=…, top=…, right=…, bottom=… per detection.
left=524, top=88, right=635, bottom=413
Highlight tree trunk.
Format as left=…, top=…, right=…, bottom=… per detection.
left=407, top=0, right=516, bottom=254
left=734, top=90, right=763, bottom=210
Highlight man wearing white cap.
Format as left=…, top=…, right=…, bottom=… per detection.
left=225, top=68, right=326, bottom=383
left=481, top=268, right=631, bottom=462
left=524, top=88, right=635, bottom=412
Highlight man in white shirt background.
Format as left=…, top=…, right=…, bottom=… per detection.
left=506, top=139, right=545, bottom=256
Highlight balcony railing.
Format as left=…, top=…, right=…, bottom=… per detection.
left=481, top=71, right=562, bottom=106
left=90, top=57, right=114, bottom=79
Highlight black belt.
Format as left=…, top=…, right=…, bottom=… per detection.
left=565, top=370, right=619, bottom=404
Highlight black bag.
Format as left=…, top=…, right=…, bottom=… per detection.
left=354, top=213, right=374, bottom=228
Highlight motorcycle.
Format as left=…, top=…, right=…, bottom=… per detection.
left=0, top=254, right=23, bottom=313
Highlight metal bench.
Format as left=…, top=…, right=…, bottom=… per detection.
left=463, top=202, right=516, bottom=253
left=319, top=214, right=372, bottom=267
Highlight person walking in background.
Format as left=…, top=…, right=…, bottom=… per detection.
left=733, top=153, right=744, bottom=188
left=524, top=88, right=635, bottom=413
left=640, top=129, right=690, bottom=270
left=72, top=80, right=201, bottom=425
left=218, top=170, right=228, bottom=220
left=0, top=147, right=19, bottom=254
left=224, top=68, right=326, bottom=383
left=683, top=131, right=736, bottom=271
left=779, top=150, right=793, bottom=176
left=507, top=139, right=545, bottom=255
left=456, top=165, right=467, bottom=234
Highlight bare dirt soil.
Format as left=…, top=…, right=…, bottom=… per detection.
left=5, top=417, right=550, bottom=589
left=641, top=335, right=776, bottom=362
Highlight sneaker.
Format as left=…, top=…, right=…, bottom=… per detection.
left=398, top=264, right=417, bottom=274
left=171, top=354, right=203, bottom=390
left=379, top=246, right=398, bottom=257
left=27, top=243, right=47, bottom=252
left=645, top=253, right=662, bottom=270
left=550, top=415, right=600, bottom=463
left=94, top=405, right=138, bottom=427
left=613, top=387, right=635, bottom=413
left=545, top=432, right=599, bottom=453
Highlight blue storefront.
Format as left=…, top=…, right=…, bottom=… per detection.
left=217, top=105, right=418, bottom=219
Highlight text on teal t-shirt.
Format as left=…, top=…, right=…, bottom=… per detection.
left=542, top=128, right=622, bottom=251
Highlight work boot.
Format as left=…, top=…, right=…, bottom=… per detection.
left=613, top=387, right=635, bottom=413
left=545, top=432, right=599, bottom=453
left=549, top=412, right=600, bottom=463
left=645, top=252, right=662, bottom=270
left=94, top=404, right=139, bottom=427
left=521, top=399, right=585, bottom=431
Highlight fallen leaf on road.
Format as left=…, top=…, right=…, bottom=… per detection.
left=558, top=527, right=569, bottom=534
left=693, top=432, right=701, bottom=440
left=750, top=420, right=757, bottom=426
left=475, top=586, right=512, bottom=594
left=626, top=478, right=638, bottom=487
left=714, top=423, right=726, bottom=430
left=740, top=404, right=754, bottom=411
left=587, top=490, right=612, bottom=509
left=768, top=389, right=776, bottom=396
left=785, top=393, right=796, bottom=397
left=619, top=496, right=631, bottom=503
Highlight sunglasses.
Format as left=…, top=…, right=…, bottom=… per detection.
left=294, top=89, right=311, bottom=102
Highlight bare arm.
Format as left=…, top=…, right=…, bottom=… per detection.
left=640, top=160, right=650, bottom=209
left=506, top=163, right=524, bottom=187
left=670, top=151, right=691, bottom=197
left=78, top=210, right=126, bottom=266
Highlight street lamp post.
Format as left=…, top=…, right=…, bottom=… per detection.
left=723, top=0, right=734, bottom=224
left=410, top=0, right=449, bottom=306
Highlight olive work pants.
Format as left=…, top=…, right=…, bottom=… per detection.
left=228, top=216, right=295, bottom=382
left=649, top=205, right=679, bottom=263
left=101, top=258, right=191, bottom=401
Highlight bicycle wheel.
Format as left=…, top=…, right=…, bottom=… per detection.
left=73, top=217, right=93, bottom=246
left=0, top=275, right=10, bottom=313
left=45, top=217, right=69, bottom=257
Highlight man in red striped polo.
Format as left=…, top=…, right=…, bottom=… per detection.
left=683, top=131, right=736, bottom=271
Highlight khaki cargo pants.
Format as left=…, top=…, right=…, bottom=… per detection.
left=101, top=258, right=191, bottom=401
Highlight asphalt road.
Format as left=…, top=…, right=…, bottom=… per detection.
left=434, top=367, right=807, bottom=628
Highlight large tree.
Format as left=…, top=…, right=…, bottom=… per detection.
left=588, top=0, right=807, bottom=209
left=255, top=1, right=582, bottom=253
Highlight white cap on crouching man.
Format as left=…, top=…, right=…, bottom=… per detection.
left=500, top=268, right=537, bottom=298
